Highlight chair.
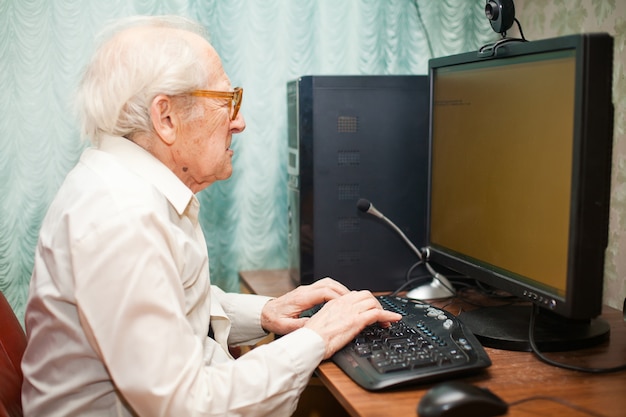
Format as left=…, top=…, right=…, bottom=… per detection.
left=0, top=291, right=26, bottom=417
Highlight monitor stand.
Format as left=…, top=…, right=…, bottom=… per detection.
left=458, top=304, right=610, bottom=352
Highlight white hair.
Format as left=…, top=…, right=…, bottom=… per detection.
left=75, top=15, right=210, bottom=145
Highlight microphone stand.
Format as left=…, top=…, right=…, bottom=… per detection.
left=357, top=198, right=455, bottom=300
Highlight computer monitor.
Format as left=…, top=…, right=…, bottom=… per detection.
left=425, top=33, right=614, bottom=351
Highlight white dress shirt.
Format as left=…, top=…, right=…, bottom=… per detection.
left=21, top=135, right=325, bottom=416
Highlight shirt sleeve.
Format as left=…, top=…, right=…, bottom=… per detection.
left=195, top=327, right=325, bottom=416
left=72, top=211, right=325, bottom=417
left=211, top=285, right=274, bottom=345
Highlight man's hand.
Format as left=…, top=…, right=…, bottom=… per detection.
left=303, top=291, right=402, bottom=359
left=260, top=277, right=402, bottom=360
left=260, top=277, right=350, bottom=335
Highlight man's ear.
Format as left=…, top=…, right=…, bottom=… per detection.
left=150, top=94, right=177, bottom=145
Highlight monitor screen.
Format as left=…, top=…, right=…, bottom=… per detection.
left=425, top=33, right=614, bottom=350
left=430, top=49, right=575, bottom=298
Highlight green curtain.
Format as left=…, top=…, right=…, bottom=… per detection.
left=0, top=0, right=496, bottom=323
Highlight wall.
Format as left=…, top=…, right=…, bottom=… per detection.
left=0, top=0, right=495, bottom=323
left=515, top=0, right=626, bottom=309
left=4, top=0, right=619, bottom=319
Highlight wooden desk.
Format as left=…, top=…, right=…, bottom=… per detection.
left=240, top=270, right=626, bottom=417
left=240, top=268, right=298, bottom=298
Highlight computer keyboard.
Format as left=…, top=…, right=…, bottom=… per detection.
left=322, top=295, right=492, bottom=390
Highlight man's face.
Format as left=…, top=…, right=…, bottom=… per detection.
left=171, top=37, right=246, bottom=193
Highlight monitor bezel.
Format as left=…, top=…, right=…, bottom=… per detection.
left=425, top=33, right=614, bottom=320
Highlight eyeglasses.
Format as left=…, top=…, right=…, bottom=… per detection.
left=190, top=87, right=243, bottom=120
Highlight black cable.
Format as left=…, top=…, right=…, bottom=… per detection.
left=528, top=304, right=626, bottom=374
left=479, top=15, right=528, bottom=56
left=399, top=261, right=515, bottom=306
left=514, top=17, right=526, bottom=41
left=413, top=0, right=434, bottom=59
left=390, top=271, right=432, bottom=297
left=392, top=259, right=459, bottom=298
left=399, top=259, right=458, bottom=299
left=405, top=265, right=519, bottom=309
left=405, top=260, right=425, bottom=283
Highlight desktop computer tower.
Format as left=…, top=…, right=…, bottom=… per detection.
left=287, top=75, right=429, bottom=292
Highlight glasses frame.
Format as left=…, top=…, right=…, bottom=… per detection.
left=190, top=87, right=243, bottom=120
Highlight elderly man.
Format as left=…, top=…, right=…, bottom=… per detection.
left=21, top=15, right=400, bottom=417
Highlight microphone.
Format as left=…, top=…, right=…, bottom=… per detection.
left=357, top=198, right=423, bottom=261
left=357, top=198, right=455, bottom=300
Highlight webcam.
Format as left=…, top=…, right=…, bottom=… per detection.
left=485, top=0, right=515, bottom=35
left=479, top=0, right=526, bottom=56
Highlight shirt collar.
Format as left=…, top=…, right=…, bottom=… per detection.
left=97, top=135, right=195, bottom=216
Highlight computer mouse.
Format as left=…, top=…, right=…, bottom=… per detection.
left=417, top=381, right=508, bottom=417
